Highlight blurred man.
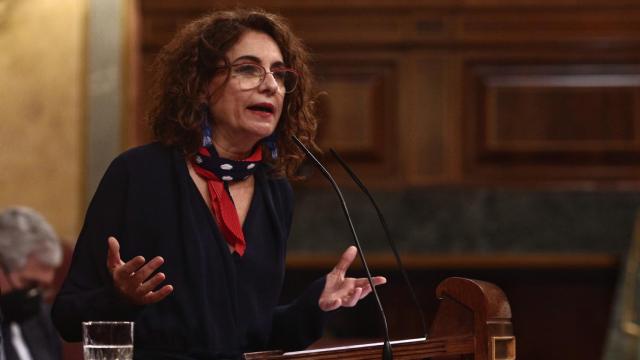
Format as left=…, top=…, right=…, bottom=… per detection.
left=0, top=308, right=6, bottom=360
left=0, top=207, right=62, bottom=360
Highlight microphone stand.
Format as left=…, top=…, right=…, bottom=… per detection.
left=292, top=136, right=393, bottom=360
left=330, top=148, right=428, bottom=339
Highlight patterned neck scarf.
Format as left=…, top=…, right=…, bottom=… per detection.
left=190, top=124, right=263, bottom=256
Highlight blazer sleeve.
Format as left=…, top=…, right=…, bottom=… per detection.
left=51, top=155, right=143, bottom=342
left=269, top=276, right=328, bottom=351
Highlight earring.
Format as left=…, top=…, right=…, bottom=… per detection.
left=200, top=104, right=213, bottom=147
left=264, top=132, right=278, bottom=159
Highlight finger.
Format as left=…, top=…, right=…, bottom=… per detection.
left=137, top=272, right=166, bottom=294
left=319, top=297, right=341, bottom=312
left=140, top=284, right=173, bottom=304
left=332, top=246, right=357, bottom=276
left=326, top=277, right=356, bottom=299
left=359, top=285, right=372, bottom=299
left=132, top=257, right=164, bottom=284
left=354, top=276, right=387, bottom=288
left=115, top=256, right=146, bottom=281
left=342, top=287, right=363, bottom=307
left=359, top=283, right=379, bottom=299
left=353, top=277, right=386, bottom=299
left=107, top=237, right=123, bottom=271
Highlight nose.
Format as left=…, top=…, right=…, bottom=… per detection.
left=259, top=72, right=279, bottom=94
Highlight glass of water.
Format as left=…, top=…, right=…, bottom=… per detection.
left=82, top=321, right=134, bottom=360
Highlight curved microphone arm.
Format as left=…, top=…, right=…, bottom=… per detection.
left=330, top=148, right=428, bottom=339
left=292, top=136, right=393, bottom=360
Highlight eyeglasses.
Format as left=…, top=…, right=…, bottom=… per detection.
left=221, top=63, right=299, bottom=94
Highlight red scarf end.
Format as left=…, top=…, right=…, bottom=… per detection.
left=234, top=244, right=246, bottom=257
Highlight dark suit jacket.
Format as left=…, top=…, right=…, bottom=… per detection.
left=52, top=143, right=326, bottom=359
left=2, top=304, right=61, bottom=360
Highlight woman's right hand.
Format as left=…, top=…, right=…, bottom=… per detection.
left=107, top=236, right=173, bottom=305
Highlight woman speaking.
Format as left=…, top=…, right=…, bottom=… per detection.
left=52, top=8, right=385, bottom=359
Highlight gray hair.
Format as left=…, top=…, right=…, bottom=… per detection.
left=0, top=206, right=62, bottom=272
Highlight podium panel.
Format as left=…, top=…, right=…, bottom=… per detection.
left=244, top=277, right=515, bottom=360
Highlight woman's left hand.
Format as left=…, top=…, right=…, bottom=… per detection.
left=318, top=246, right=387, bottom=312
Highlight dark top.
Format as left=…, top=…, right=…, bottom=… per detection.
left=0, top=308, right=4, bottom=360
left=2, top=304, right=61, bottom=360
left=51, top=143, right=326, bottom=359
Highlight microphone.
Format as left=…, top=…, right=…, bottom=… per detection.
left=291, top=135, right=393, bottom=360
left=330, top=148, right=428, bottom=339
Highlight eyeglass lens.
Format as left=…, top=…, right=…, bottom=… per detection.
left=231, top=64, right=298, bottom=93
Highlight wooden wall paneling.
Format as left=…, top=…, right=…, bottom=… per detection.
left=289, top=12, right=408, bottom=46
left=137, top=7, right=196, bottom=144
left=458, top=9, right=640, bottom=46
left=287, top=10, right=451, bottom=48
left=314, top=65, right=382, bottom=156
left=137, top=0, right=640, bottom=187
left=270, top=7, right=640, bottom=49
left=398, top=51, right=464, bottom=187
left=140, top=8, right=200, bottom=51
left=308, top=53, right=402, bottom=187
left=483, top=69, right=640, bottom=153
left=139, top=0, right=640, bottom=13
left=460, top=50, right=640, bottom=184
left=448, top=54, right=466, bottom=183
left=395, top=54, right=414, bottom=184
left=404, top=54, right=448, bottom=184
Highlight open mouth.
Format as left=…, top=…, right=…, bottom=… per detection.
left=247, top=103, right=275, bottom=115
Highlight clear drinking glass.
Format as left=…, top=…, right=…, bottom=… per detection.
left=82, top=321, right=134, bottom=360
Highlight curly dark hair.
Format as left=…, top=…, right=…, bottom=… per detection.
left=148, top=8, right=318, bottom=178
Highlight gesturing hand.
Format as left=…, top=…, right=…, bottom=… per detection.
left=318, top=246, right=387, bottom=312
left=107, top=236, right=173, bottom=305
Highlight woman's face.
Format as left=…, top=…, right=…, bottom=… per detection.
left=206, top=31, right=285, bottom=154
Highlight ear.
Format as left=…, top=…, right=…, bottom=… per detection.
left=200, top=81, right=212, bottom=100
left=198, top=88, right=210, bottom=104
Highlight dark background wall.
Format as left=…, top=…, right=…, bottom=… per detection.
left=290, top=187, right=640, bottom=253
left=130, top=1, right=640, bottom=359
left=287, top=187, right=629, bottom=359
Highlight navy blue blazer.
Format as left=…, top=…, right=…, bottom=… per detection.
left=52, top=143, right=326, bottom=359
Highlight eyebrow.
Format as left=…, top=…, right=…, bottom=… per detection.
left=231, top=55, right=286, bottom=68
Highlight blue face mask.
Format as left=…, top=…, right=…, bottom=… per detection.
left=0, top=285, right=42, bottom=323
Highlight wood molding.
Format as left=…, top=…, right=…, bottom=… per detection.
left=286, top=252, right=618, bottom=269
left=314, top=59, right=396, bottom=161
left=463, top=59, right=640, bottom=181
left=303, top=56, right=402, bottom=187
left=136, top=0, right=640, bottom=186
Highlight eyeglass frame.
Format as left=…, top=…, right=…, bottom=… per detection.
left=214, top=62, right=300, bottom=94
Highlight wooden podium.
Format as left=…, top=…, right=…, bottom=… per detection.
left=244, top=277, right=515, bottom=360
